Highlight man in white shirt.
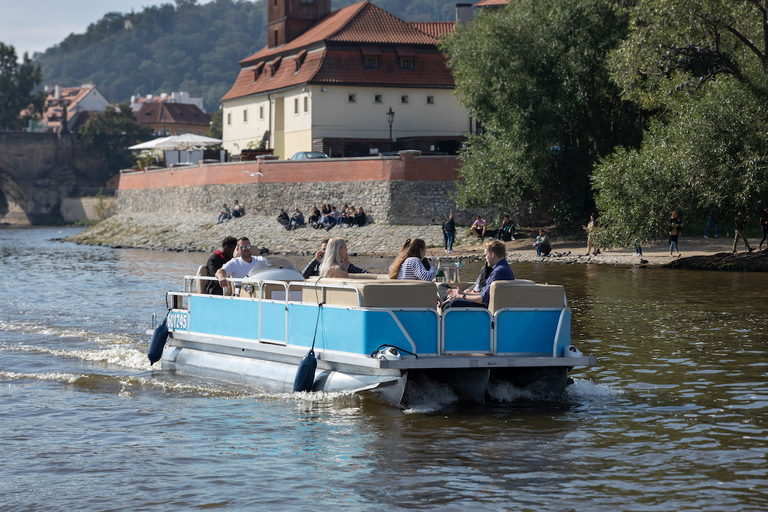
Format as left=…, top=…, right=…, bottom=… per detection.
left=215, top=237, right=270, bottom=291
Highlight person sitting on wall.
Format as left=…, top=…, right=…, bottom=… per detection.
left=215, top=237, right=270, bottom=293
left=496, top=215, right=515, bottom=242
left=231, top=200, right=244, bottom=218
left=354, top=206, right=367, bottom=227
left=308, top=205, right=321, bottom=228
left=288, top=207, right=305, bottom=231
left=445, top=240, right=514, bottom=309
left=318, top=237, right=351, bottom=278
left=534, top=229, right=552, bottom=256
left=471, top=215, right=487, bottom=241
left=276, top=208, right=290, bottom=229
left=302, top=239, right=370, bottom=279
left=389, top=238, right=435, bottom=281
left=217, top=203, right=231, bottom=224
left=325, top=206, right=341, bottom=231
left=204, top=236, right=237, bottom=295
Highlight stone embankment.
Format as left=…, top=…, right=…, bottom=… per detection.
left=67, top=212, right=768, bottom=270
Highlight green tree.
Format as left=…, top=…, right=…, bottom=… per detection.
left=79, top=102, right=153, bottom=171
left=207, top=107, right=222, bottom=139
left=441, top=0, right=644, bottom=222
left=593, top=0, right=768, bottom=246
left=0, top=43, right=46, bottom=130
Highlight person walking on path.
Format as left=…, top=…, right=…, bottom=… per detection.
left=759, top=207, right=768, bottom=252
left=584, top=214, right=599, bottom=256
left=442, top=212, right=456, bottom=253
left=732, top=211, right=755, bottom=253
left=669, top=211, right=682, bottom=257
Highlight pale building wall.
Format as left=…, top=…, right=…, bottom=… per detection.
left=78, top=88, right=110, bottom=112
left=310, top=86, right=468, bottom=140
left=222, top=96, right=272, bottom=155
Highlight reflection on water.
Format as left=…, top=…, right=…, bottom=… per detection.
left=0, top=227, right=766, bottom=511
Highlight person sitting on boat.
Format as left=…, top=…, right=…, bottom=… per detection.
left=205, top=236, right=237, bottom=295
left=389, top=238, right=435, bottom=281
left=302, top=239, right=370, bottom=279
left=215, top=237, right=270, bottom=292
left=445, top=240, right=514, bottom=309
left=318, top=237, right=350, bottom=278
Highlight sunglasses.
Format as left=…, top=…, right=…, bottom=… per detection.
left=239, top=244, right=251, bottom=250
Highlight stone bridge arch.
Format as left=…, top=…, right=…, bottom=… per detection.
left=0, top=170, right=32, bottom=225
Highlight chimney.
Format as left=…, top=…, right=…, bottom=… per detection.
left=54, top=85, right=61, bottom=99
left=456, top=3, right=473, bottom=27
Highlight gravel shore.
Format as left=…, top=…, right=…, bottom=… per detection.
left=67, top=212, right=766, bottom=269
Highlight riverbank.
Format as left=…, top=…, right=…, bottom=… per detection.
left=65, top=212, right=768, bottom=269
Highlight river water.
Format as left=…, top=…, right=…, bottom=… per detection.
left=1, top=227, right=766, bottom=511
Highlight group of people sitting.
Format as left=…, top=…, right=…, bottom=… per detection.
left=277, top=204, right=367, bottom=231
left=204, top=234, right=514, bottom=311
left=468, top=214, right=516, bottom=243
left=216, top=200, right=245, bottom=224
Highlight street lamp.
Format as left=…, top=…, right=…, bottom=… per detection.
left=386, top=107, right=395, bottom=142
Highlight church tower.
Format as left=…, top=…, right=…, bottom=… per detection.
left=267, top=0, right=332, bottom=49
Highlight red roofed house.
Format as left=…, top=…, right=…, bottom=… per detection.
left=135, top=102, right=212, bottom=137
left=221, top=0, right=474, bottom=159
left=37, top=84, right=110, bottom=133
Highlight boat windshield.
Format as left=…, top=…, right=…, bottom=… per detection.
left=246, top=257, right=301, bottom=277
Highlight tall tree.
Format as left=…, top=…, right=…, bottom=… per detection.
left=79, top=102, right=153, bottom=171
left=593, top=0, right=768, bottom=246
left=0, top=43, right=46, bottom=131
left=441, top=0, right=644, bottom=222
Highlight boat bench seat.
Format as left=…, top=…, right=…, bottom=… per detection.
left=488, top=281, right=566, bottom=313
left=344, top=273, right=391, bottom=280
left=302, top=277, right=437, bottom=308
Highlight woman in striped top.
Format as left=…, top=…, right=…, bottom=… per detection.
left=389, top=238, right=435, bottom=281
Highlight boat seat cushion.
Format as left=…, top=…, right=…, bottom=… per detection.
left=302, top=278, right=437, bottom=308
left=488, top=281, right=565, bottom=312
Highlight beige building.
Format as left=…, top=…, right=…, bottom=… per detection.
left=221, top=0, right=473, bottom=159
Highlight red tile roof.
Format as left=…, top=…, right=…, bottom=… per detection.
left=223, top=1, right=457, bottom=102
left=409, top=22, right=455, bottom=40
left=41, top=85, right=98, bottom=129
left=136, top=102, right=210, bottom=126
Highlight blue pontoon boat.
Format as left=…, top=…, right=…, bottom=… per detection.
left=153, top=258, right=595, bottom=406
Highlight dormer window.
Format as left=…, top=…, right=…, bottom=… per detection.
left=294, top=50, right=307, bottom=73
left=252, top=62, right=265, bottom=81
left=361, top=45, right=380, bottom=69
left=396, top=47, right=416, bottom=70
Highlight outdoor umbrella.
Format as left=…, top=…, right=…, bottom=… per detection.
left=160, top=133, right=222, bottom=149
left=127, top=136, right=172, bottom=150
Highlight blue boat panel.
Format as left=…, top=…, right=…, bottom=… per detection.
left=391, top=311, right=438, bottom=354
left=260, top=301, right=287, bottom=342
left=496, top=310, right=561, bottom=354
left=443, top=310, right=491, bottom=353
left=286, top=303, right=324, bottom=348
left=189, top=295, right=258, bottom=340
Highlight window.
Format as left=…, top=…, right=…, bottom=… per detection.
left=364, top=56, right=379, bottom=68
left=399, top=57, right=414, bottom=70
left=177, top=129, right=183, bottom=135
left=273, top=29, right=279, bottom=47
left=243, top=109, right=248, bottom=123
left=374, top=94, right=382, bottom=103
left=348, top=94, right=356, bottom=103
left=426, top=95, right=435, bottom=105
left=401, top=95, right=409, bottom=104
left=259, top=106, right=264, bottom=120
left=294, top=98, right=299, bottom=114
left=303, top=96, right=308, bottom=113
left=198, top=130, right=203, bottom=135
left=227, top=112, right=231, bottom=126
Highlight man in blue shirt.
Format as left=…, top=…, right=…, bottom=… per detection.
left=446, top=240, right=514, bottom=308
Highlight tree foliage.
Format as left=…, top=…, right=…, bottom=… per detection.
left=594, top=0, right=768, bottom=246
left=79, top=103, right=153, bottom=171
left=441, top=0, right=645, bottom=222
left=0, top=43, right=46, bottom=130
left=37, top=0, right=461, bottom=113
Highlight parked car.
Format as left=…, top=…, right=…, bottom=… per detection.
left=290, top=151, right=328, bottom=160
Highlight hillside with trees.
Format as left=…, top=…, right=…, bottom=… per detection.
left=36, top=0, right=465, bottom=113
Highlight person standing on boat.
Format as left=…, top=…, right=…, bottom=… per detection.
left=215, top=237, right=270, bottom=292
left=389, top=238, right=435, bottom=281
left=303, top=239, right=369, bottom=279
left=445, top=240, right=514, bottom=308
left=318, top=238, right=350, bottom=278
left=205, top=236, right=237, bottom=295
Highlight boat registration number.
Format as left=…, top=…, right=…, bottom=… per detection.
left=168, top=311, right=189, bottom=331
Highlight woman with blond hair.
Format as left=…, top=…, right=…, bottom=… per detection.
left=389, top=238, right=435, bottom=281
left=318, top=237, right=350, bottom=278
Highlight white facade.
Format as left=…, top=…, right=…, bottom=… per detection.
left=222, top=85, right=468, bottom=159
